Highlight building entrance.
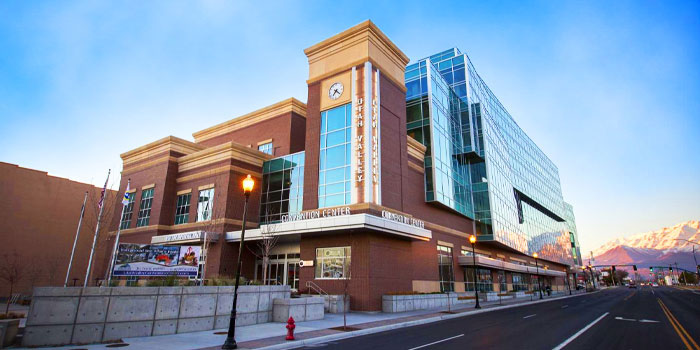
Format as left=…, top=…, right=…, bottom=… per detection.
left=255, top=253, right=300, bottom=291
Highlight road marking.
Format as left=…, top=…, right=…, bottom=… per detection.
left=624, top=291, right=636, bottom=301
left=552, top=312, right=609, bottom=350
left=407, top=334, right=464, bottom=350
left=561, top=305, right=568, bottom=309
left=639, top=319, right=660, bottom=323
left=658, top=298, right=700, bottom=350
left=523, top=314, right=537, bottom=319
left=615, top=317, right=637, bottom=322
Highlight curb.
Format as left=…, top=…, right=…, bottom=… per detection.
left=251, top=291, right=595, bottom=350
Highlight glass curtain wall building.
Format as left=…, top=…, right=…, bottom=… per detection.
left=260, top=151, right=305, bottom=223
left=407, top=48, right=580, bottom=266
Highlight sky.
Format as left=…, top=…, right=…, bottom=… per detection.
left=1, top=0, right=698, bottom=254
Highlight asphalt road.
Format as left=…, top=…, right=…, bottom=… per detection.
left=296, top=286, right=700, bottom=350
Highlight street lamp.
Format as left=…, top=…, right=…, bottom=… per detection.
left=469, top=235, right=481, bottom=309
left=533, top=252, right=543, bottom=299
left=223, top=175, right=255, bottom=350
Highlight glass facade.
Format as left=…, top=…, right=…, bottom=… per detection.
left=318, top=103, right=352, bottom=208
left=437, top=245, right=455, bottom=292
left=408, top=48, right=580, bottom=266
left=405, top=60, right=474, bottom=217
left=260, top=151, right=305, bottom=223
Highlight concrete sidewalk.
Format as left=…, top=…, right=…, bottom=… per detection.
left=13, top=290, right=587, bottom=350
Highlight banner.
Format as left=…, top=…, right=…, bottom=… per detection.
left=113, top=244, right=201, bottom=277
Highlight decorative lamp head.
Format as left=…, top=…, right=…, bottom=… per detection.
left=533, top=252, right=539, bottom=259
left=242, top=174, right=255, bottom=194
left=469, top=235, right=477, bottom=244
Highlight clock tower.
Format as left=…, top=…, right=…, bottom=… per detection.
left=302, top=20, right=410, bottom=211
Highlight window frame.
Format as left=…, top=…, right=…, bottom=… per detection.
left=314, top=246, right=351, bottom=280
left=197, top=188, right=215, bottom=222
left=174, top=192, right=192, bottom=225
left=136, top=188, right=154, bottom=227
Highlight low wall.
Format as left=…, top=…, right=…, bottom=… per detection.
left=23, top=285, right=291, bottom=347
left=382, top=293, right=476, bottom=313
left=300, top=294, right=349, bottom=313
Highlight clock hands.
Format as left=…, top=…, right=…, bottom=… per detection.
left=332, top=88, right=340, bottom=97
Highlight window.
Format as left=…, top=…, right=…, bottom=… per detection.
left=512, top=273, right=529, bottom=292
left=318, top=103, right=352, bottom=208
left=260, top=152, right=305, bottom=223
left=174, top=193, right=191, bottom=225
left=465, top=268, right=493, bottom=292
left=197, top=188, right=215, bottom=221
left=120, top=191, right=136, bottom=229
left=258, top=142, right=273, bottom=155
left=315, top=247, right=351, bottom=279
left=136, top=188, right=154, bottom=227
left=437, top=245, right=454, bottom=292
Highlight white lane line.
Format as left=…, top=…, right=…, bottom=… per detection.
left=639, top=319, right=660, bottom=323
left=408, top=334, right=464, bottom=350
left=561, top=305, right=569, bottom=309
left=523, top=314, right=537, bottom=319
left=552, top=312, right=609, bottom=350
left=615, top=317, right=637, bottom=322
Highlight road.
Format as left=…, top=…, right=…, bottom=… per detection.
left=295, top=286, right=700, bottom=350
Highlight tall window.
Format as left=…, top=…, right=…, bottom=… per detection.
left=512, top=273, right=529, bottom=292
left=318, top=103, right=352, bottom=208
left=437, top=245, right=454, bottom=292
left=197, top=188, right=215, bottom=221
left=174, top=193, right=191, bottom=225
left=136, top=188, right=154, bottom=227
left=260, top=152, right=305, bottom=223
left=315, top=247, right=351, bottom=279
left=258, top=142, right=273, bottom=155
left=465, top=268, right=493, bottom=292
left=120, top=191, right=136, bottom=229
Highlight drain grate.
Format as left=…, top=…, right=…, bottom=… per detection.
left=213, top=331, right=228, bottom=335
left=105, top=343, right=130, bottom=348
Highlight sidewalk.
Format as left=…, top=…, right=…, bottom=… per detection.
left=14, top=290, right=587, bottom=350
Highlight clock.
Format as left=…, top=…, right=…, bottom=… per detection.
left=329, top=82, right=344, bottom=100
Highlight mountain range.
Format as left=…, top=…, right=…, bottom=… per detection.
left=591, top=220, right=699, bottom=274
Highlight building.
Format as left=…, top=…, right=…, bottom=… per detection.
left=0, top=162, right=116, bottom=296
left=101, top=21, right=582, bottom=311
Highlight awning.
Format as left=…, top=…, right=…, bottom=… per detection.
left=458, top=255, right=566, bottom=277
left=226, top=213, right=432, bottom=242
left=151, top=231, right=219, bottom=245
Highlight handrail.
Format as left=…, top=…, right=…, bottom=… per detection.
left=305, top=281, right=328, bottom=297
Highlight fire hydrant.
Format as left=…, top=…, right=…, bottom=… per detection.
left=285, top=316, right=296, bottom=340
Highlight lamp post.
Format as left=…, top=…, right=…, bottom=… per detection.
left=675, top=239, right=699, bottom=284
left=469, top=235, right=481, bottom=309
left=223, top=175, right=255, bottom=350
left=533, top=253, right=543, bottom=300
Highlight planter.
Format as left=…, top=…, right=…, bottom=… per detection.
left=0, top=319, right=19, bottom=348
left=300, top=294, right=349, bottom=313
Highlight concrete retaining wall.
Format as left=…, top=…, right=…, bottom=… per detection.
left=272, top=297, right=324, bottom=322
left=23, top=285, right=290, bottom=347
left=382, top=293, right=475, bottom=313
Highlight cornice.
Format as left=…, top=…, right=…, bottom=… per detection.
left=121, top=136, right=204, bottom=166
left=407, top=135, right=427, bottom=160
left=177, top=141, right=273, bottom=173
left=192, top=98, right=307, bottom=143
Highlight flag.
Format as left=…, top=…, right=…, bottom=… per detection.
left=122, top=180, right=131, bottom=206
left=97, top=169, right=110, bottom=209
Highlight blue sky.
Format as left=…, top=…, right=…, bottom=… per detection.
left=1, top=1, right=698, bottom=253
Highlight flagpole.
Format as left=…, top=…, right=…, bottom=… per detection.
left=106, top=205, right=127, bottom=286
left=106, top=179, right=130, bottom=286
left=65, top=191, right=88, bottom=287
left=84, top=169, right=110, bottom=288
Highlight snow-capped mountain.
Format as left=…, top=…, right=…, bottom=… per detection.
left=591, top=221, right=699, bottom=271
left=593, top=220, right=700, bottom=256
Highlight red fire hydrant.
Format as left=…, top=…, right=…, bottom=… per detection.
left=285, top=316, right=296, bottom=340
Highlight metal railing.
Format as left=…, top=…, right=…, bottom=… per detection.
left=305, top=281, right=328, bottom=297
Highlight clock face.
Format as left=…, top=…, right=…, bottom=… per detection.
left=329, top=82, right=344, bottom=100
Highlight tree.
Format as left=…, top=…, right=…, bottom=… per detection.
left=0, top=251, right=25, bottom=314
left=198, top=172, right=229, bottom=285
left=679, top=271, right=698, bottom=285
left=341, top=236, right=354, bottom=331
left=247, top=213, right=280, bottom=285
left=602, top=269, right=628, bottom=285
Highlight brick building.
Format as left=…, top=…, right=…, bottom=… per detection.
left=100, top=21, right=582, bottom=311
left=0, top=162, right=116, bottom=296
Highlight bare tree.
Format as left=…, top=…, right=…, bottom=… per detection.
left=0, top=251, right=24, bottom=314
left=198, top=172, right=229, bottom=285
left=342, top=237, right=354, bottom=331
left=258, top=221, right=280, bottom=285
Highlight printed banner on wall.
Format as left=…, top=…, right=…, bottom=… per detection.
left=113, top=244, right=201, bottom=277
